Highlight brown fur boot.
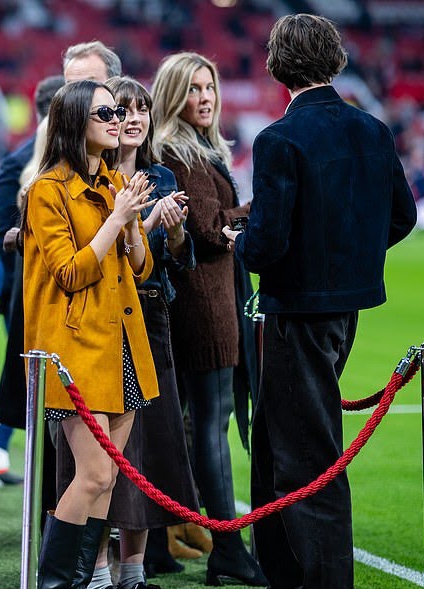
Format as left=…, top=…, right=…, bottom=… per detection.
left=167, top=526, right=203, bottom=559
left=169, top=523, right=213, bottom=554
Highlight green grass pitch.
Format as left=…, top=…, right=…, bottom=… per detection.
left=0, top=230, right=423, bottom=588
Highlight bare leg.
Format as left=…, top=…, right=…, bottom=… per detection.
left=56, top=410, right=135, bottom=524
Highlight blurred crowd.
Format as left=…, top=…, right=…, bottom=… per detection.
left=0, top=1, right=423, bottom=212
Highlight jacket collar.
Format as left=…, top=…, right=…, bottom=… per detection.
left=44, top=159, right=119, bottom=206
left=141, top=164, right=160, bottom=178
left=286, top=85, right=342, bottom=115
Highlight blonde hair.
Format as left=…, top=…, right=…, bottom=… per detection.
left=151, top=52, right=232, bottom=170
left=18, top=116, right=49, bottom=209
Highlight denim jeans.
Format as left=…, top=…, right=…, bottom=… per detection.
left=252, top=312, right=357, bottom=589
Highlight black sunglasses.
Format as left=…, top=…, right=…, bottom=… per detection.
left=90, top=105, right=126, bottom=123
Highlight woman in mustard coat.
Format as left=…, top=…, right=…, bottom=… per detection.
left=23, top=80, right=159, bottom=589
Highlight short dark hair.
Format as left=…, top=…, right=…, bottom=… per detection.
left=34, top=75, right=65, bottom=120
left=63, top=41, right=122, bottom=78
left=266, top=14, right=348, bottom=90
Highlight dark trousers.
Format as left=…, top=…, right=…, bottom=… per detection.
left=251, top=312, right=357, bottom=589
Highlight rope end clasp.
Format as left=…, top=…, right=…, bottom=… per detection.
left=394, top=346, right=420, bottom=377
left=50, top=353, right=74, bottom=386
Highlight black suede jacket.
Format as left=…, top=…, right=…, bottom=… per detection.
left=236, top=86, right=417, bottom=314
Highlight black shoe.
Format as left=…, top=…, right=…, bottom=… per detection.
left=206, top=533, right=268, bottom=587
left=145, top=559, right=184, bottom=575
left=144, top=527, right=184, bottom=576
left=0, top=471, right=24, bottom=485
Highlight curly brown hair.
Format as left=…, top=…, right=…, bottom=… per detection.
left=266, top=14, right=348, bottom=90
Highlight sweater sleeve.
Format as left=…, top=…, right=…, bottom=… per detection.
left=163, top=153, right=249, bottom=258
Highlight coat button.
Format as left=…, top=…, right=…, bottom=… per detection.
left=117, top=275, right=122, bottom=283
left=124, top=307, right=132, bottom=315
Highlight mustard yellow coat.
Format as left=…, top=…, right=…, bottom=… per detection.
left=24, top=160, right=159, bottom=412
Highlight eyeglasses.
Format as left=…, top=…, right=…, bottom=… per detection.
left=89, top=105, right=126, bottom=123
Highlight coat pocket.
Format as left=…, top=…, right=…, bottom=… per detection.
left=66, top=289, right=88, bottom=329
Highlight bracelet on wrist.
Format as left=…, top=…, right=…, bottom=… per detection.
left=124, top=239, right=142, bottom=254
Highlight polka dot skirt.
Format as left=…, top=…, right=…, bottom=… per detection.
left=45, top=333, right=150, bottom=422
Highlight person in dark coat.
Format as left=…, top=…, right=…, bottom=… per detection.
left=223, top=14, right=417, bottom=589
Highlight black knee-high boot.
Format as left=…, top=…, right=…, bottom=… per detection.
left=38, top=512, right=85, bottom=589
left=71, top=517, right=106, bottom=588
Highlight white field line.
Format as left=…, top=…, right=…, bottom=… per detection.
left=235, top=500, right=424, bottom=586
left=343, top=404, right=421, bottom=415
left=354, top=548, right=424, bottom=587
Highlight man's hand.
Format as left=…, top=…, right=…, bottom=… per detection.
left=222, top=225, right=242, bottom=252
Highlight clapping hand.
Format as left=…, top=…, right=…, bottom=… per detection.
left=161, top=194, right=188, bottom=240
left=109, top=171, right=158, bottom=227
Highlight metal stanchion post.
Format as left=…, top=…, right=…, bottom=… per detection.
left=252, top=313, right=265, bottom=406
left=20, top=350, right=50, bottom=589
left=250, top=312, right=264, bottom=559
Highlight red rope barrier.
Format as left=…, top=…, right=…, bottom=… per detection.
left=341, top=358, right=419, bottom=411
left=63, top=364, right=412, bottom=532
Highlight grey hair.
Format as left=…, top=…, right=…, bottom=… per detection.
left=63, top=40, right=122, bottom=78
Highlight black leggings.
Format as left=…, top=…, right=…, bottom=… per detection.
left=178, top=367, right=236, bottom=521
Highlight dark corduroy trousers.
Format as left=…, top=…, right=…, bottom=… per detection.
left=252, top=312, right=358, bottom=589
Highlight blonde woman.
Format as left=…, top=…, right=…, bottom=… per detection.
left=151, top=53, right=266, bottom=587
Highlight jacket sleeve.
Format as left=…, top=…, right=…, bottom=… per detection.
left=133, top=219, right=153, bottom=284
left=388, top=151, right=417, bottom=248
left=164, top=154, right=248, bottom=258
left=236, top=129, right=297, bottom=273
left=27, top=180, right=104, bottom=293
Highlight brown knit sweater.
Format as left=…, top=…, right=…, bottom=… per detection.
left=163, top=153, right=249, bottom=372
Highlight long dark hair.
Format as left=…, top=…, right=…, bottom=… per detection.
left=105, top=76, right=159, bottom=170
left=21, top=80, right=115, bottom=233
left=39, top=79, right=115, bottom=185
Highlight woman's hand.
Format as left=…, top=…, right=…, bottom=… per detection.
left=167, top=190, right=189, bottom=206
left=162, top=195, right=188, bottom=241
left=109, top=171, right=157, bottom=226
left=144, top=191, right=188, bottom=235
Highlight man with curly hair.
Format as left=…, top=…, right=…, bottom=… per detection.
left=224, top=13, right=416, bottom=589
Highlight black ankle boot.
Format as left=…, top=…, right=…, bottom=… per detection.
left=144, top=527, right=184, bottom=576
left=206, top=531, right=268, bottom=587
left=71, top=517, right=106, bottom=588
left=38, top=512, right=85, bottom=589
